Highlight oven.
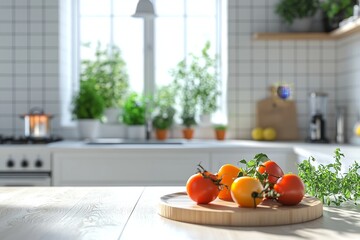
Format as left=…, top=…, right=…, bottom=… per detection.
left=0, top=136, right=60, bottom=186
left=0, top=172, right=51, bottom=186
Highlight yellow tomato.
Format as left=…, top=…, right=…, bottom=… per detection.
left=217, top=164, right=241, bottom=201
left=230, top=176, right=264, bottom=208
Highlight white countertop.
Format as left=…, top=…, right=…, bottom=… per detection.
left=46, top=139, right=350, bottom=150
left=47, top=140, right=360, bottom=160
left=0, top=187, right=358, bottom=240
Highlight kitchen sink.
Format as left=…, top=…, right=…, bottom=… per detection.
left=85, top=138, right=185, bottom=145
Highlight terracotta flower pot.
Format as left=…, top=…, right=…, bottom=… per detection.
left=155, top=129, right=168, bottom=140
left=182, top=128, right=194, bottom=140
left=215, top=129, right=226, bottom=141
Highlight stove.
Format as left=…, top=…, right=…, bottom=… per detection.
left=0, top=135, right=62, bottom=186
left=0, top=135, right=63, bottom=145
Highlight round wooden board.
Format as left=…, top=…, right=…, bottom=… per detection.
left=158, top=192, right=323, bottom=226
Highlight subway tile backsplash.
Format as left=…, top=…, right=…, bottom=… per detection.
left=227, top=0, right=337, bottom=140
left=0, top=0, right=359, bottom=142
left=0, top=0, right=60, bottom=136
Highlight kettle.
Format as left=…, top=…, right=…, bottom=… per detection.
left=20, top=107, right=54, bottom=138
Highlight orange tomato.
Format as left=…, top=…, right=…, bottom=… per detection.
left=217, top=164, right=241, bottom=201
left=231, top=176, right=264, bottom=208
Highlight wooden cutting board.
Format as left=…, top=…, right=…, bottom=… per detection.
left=158, top=192, right=323, bottom=226
left=256, top=97, right=300, bottom=140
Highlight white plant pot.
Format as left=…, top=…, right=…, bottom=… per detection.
left=127, top=125, right=146, bottom=140
left=77, top=119, right=100, bottom=140
left=104, top=108, right=121, bottom=124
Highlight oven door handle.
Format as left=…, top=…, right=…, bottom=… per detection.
left=0, top=172, right=51, bottom=186
left=0, top=172, right=50, bottom=178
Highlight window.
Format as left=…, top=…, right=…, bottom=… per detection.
left=78, top=0, right=227, bottom=123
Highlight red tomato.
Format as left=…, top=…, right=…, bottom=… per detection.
left=186, top=172, right=220, bottom=204
left=258, top=160, right=284, bottom=184
left=274, top=174, right=305, bottom=206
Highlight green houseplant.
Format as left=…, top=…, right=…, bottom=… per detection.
left=81, top=43, right=129, bottom=123
left=192, top=41, right=220, bottom=118
left=180, top=86, right=197, bottom=140
left=275, top=0, right=319, bottom=32
left=72, top=79, right=105, bottom=139
left=171, top=54, right=198, bottom=140
left=171, top=41, right=220, bottom=126
left=152, top=85, right=177, bottom=140
left=213, top=124, right=227, bottom=141
left=321, top=0, right=357, bottom=32
left=122, top=92, right=146, bottom=139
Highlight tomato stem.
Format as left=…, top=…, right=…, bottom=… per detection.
left=196, top=163, right=223, bottom=189
left=251, top=191, right=259, bottom=208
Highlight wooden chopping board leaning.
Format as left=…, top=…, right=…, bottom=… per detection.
left=256, top=96, right=300, bottom=141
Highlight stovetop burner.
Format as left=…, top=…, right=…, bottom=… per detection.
left=0, top=135, right=63, bottom=144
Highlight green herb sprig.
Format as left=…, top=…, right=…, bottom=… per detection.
left=298, top=148, right=360, bottom=206
left=238, top=153, right=279, bottom=199
left=239, top=153, right=269, bottom=180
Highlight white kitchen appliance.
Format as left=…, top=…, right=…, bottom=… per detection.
left=0, top=136, right=61, bottom=186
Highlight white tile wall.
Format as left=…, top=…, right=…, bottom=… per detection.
left=228, top=0, right=337, bottom=140
left=0, top=0, right=59, bottom=136
left=336, top=32, right=360, bottom=142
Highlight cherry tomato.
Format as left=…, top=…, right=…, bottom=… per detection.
left=217, top=164, right=241, bottom=201
left=274, top=174, right=305, bottom=206
left=231, top=176, right=264, bottom=208
left=186, top=172, right=220, bottom=204
left=258, top=160, right=284, bottom=184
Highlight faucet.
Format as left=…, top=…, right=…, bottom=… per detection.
left=145, top=98, right=153, bottom=140
left=145, top=118, right=152, bottom=140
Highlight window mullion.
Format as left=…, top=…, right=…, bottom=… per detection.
left=144, top=18, right=155, bottom=97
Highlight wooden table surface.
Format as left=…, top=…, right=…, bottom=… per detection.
left=0, top=187, right=359, bottom=240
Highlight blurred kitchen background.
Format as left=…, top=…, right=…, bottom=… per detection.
left=0, top=0, right=359, bottom=142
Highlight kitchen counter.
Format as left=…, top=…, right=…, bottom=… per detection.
left=0, top=187, right=359, bottom=240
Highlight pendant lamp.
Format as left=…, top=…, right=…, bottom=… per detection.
left=132, top=0, right=156, bottom=18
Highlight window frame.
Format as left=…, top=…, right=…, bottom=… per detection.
left=69, top=0, right=227, bottom=126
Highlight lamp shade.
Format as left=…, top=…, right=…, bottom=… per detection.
left=132, top=0, right=156, bottom=18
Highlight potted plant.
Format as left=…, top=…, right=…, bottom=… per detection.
left=214, top=124, right=227, bottom=141
left=321, top=0, right=357, bottom=32
left=152, top=108, right=176, bottom=140
left=170, top=41, right=220, bottom=126
left=152, top=85, right=177, bottom=140
left=182, top=115, right=197, bottom=140
left=122, top=92, right=146, bottom=140
left=72, top=80, right=105, bottom=140
left=174, top=66, right=198, bottom=139
left=275, top=0, right=319, bottom=32
left=81, top=43, right=129, bottom=124
left=195, top=41, right=220, bottom=124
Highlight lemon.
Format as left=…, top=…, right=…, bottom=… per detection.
left=251, top=127, right=264, bottom=140
left=354, top=123, right=360, bottom=137
left=263, top=127, right=277, bottom=141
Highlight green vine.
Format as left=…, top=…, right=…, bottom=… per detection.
left=298, top=148, right=360, bottom=206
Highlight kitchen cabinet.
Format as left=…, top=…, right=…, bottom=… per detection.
left=52, top=149, right=211, bottom=186
left=50, top=140, right=356, bottom=187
